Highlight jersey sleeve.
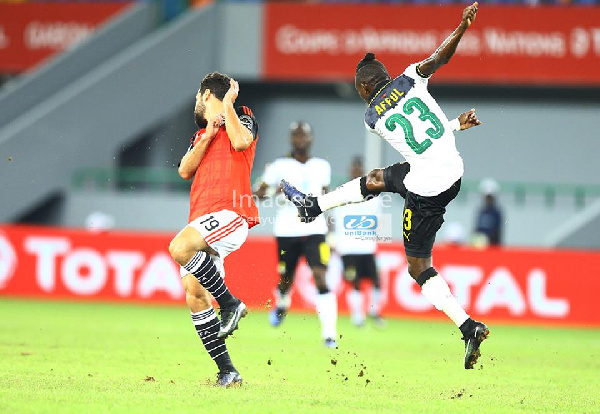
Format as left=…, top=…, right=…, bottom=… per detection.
left=261, top=160, right=280, bottom=187
left=186, top=135, right=195, bottom=153
left=322, top=160, right=332, bottom=188
left=178, top=131, right=201, bottom=168
left=449, top=118, right=461, bottom=132
left=189, top=130, right=205, bottom=150
left=235, top=106, right=259, bottom=140
left=403, top=63, right=430, bottom=86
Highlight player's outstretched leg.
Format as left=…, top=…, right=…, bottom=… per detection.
left=414, top=264, right=490, bottom=369
left=281, top=170, right=386, bottom=222
left=280, top=180, right=322, bottom=223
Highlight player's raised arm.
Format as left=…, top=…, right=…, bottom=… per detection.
left=417, top=2, right=478, bottom=78
left=223, top=79, right=255, bottom=152
left=178, top=114, right=223, bottom=180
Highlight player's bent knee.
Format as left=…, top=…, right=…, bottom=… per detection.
left=366, top=169, right=385, bottom=191
left=168, top=238, right=179, bottom=260
left=169, top=236, right=191, bottom=265
left=406, top=256, right=431, bottom=280
left=366, top=169, right=383, bottom=184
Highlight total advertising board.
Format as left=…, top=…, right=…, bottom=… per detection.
left=1, top=225, right=598, bottom=327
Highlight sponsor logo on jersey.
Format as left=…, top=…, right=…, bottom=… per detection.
left=238, top=114, right=254, bottom=132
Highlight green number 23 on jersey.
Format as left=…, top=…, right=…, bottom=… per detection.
left=384, top=97, right=445, bottom=155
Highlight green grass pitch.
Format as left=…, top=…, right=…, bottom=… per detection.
left=0, top=298, right=598, bottom=414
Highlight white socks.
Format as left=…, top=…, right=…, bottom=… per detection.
left=317, top=178, right=364, bottom=212
left=348, top=288, right=382, bottom=325
left=347, top=289, right=365, bottom=326
left=315, top=292, right=338, bottom=340
left=369, top=288, right=382, bottom=317
left=275, top=289, right=291, bottom=310
left=420, top=275, right=469, bottom=327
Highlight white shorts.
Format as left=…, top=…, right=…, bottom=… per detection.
left=179, top=209, right=249, bottom=278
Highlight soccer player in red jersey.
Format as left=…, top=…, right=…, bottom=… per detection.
left=168, top=72, right=259, bottom=387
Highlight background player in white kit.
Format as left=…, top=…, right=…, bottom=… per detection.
left=255, top=121, right=338, bottom=348
left=332, top=157, right=385, bottom=327
left=282, top=3, right=490, bottom=369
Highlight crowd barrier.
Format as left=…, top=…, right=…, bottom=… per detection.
left=1, top=225, right=598, bottom=327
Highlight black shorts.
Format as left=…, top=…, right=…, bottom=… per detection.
left=276, top=235, right=330, bottom=276
left=383, top=162, right=410, bottom=198
left=402, top=180, right=461, bottom=258
left=341, top=254, right=378, bottom=283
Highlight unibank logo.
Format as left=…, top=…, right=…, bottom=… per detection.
left=344, top=215, right=378, bottom=230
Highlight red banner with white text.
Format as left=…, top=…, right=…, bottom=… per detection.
left=0, top=225, right=598, bottom=327
left=263, top=4, right=600, bottom=85
left=0, top=3, right=132, bottom=72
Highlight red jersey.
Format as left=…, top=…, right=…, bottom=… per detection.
left=188, top=106, right=260, bottom=228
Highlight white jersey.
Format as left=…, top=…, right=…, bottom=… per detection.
left=333, top=197, right=380, bottom=255
left=365, top=63, right=463, bottom=196
left=261, top=156, right=331, bottom=237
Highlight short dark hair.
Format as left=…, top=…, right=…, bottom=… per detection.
left=355, top=52, right=390, bottom=87
left=199, top=72, right=230, bottom=101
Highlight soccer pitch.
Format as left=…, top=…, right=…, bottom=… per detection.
left=0, top=299, right=598, bottom=414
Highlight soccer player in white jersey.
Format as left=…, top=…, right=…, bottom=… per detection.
left=282, top=3, right=490, bottom=369
left=255, top=121, right=338, bottom=348
left=333, top=157, right=385, bottom=327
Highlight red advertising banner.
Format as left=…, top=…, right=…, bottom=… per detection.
left=1, top=225, right=599, bottom=327
left=263, top=4, right=600, bottom=85
left=0, top=3, right=132, bottom=72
